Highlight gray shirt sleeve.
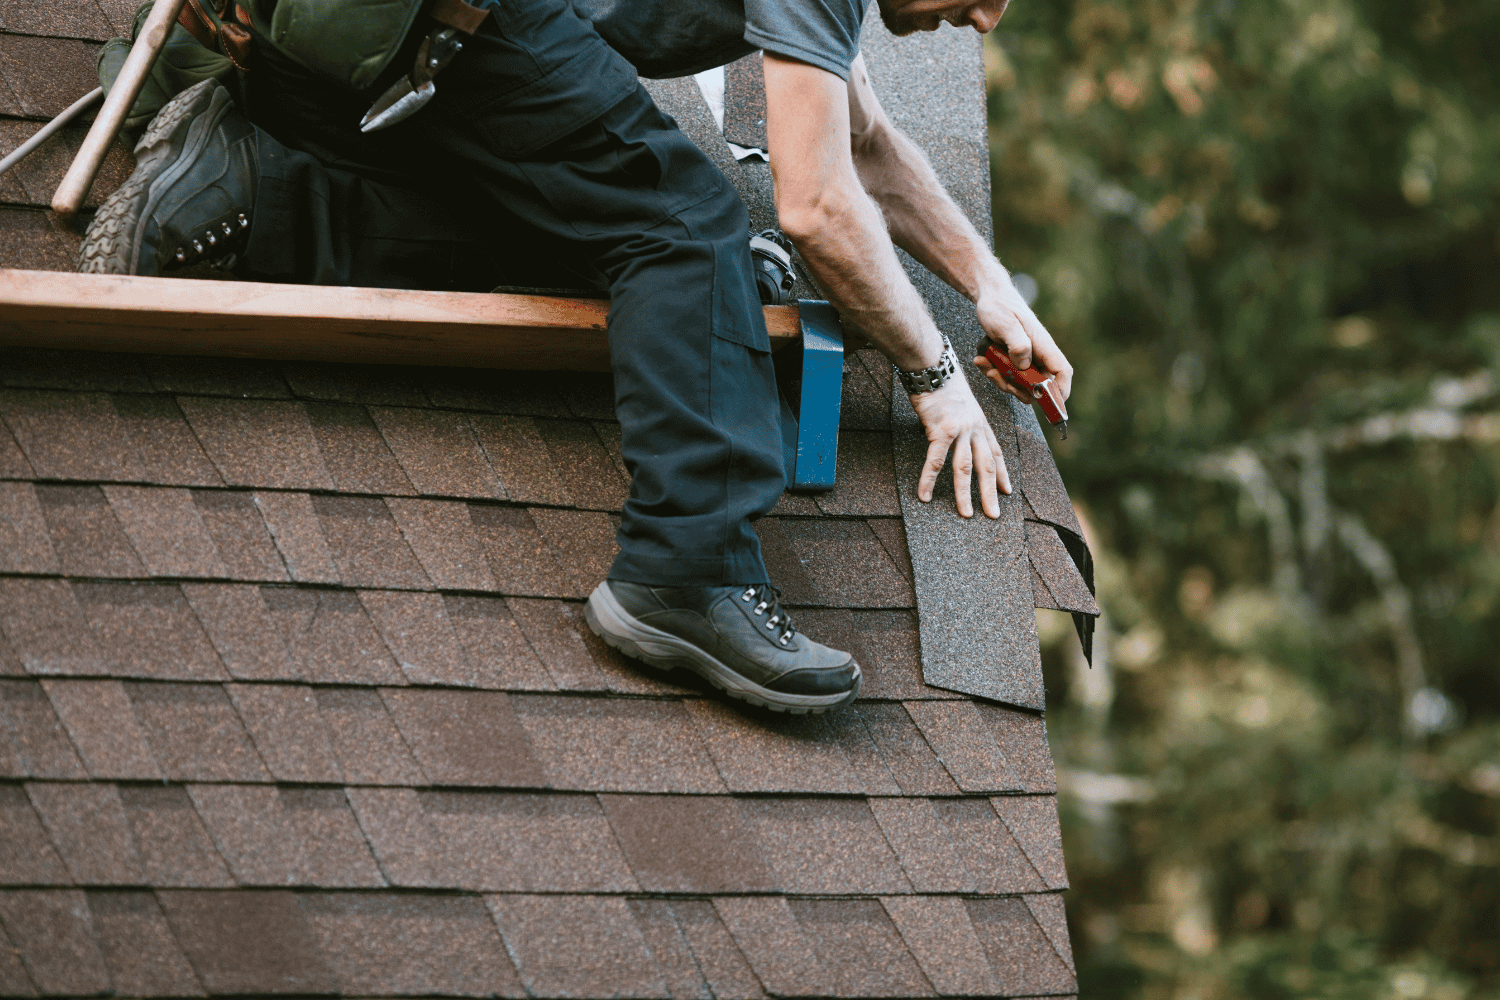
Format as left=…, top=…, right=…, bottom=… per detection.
left=743, top=0, right=866, bottom=80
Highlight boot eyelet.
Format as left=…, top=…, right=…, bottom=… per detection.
left=205, top=232, right=218, bottom=247
left=221, top=222, right=234, bottom=237
left=741, top=587, right=756, bottom=602
left=192, top=240, right=204, bottom=254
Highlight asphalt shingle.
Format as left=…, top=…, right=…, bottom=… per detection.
left=281, top=790, right=386, bottom=888
left=469, top=505, right=574, bottom=597
left=315, top=687, right=425, bottom=786
left=304, top=402, right=419, bottom=496
left=992, top=795, right=1069, bottom=890
left=0, top=482, right=58, bottom=574
left=227, top=683, right=342, bottom=783
left=360, top=590, right=469, bottom=685
left=905, top=700, right=1024, bottom=793
left=192, top=490, right=288, bottom=581
left=600, top=793, right=776, bottom=893
left=713, top=896, right=831, bottom=999
left=881, top=895, right=1001, bottom=997
left=488, top=894, right=669, bottom=1000
left=684, top=698, right=864, bottom=795
left=313, top=494, right=431, bottom=590
left=976, top=703, right=1057, bottom=794
left=381, top=688, right=544, bottom=788
left=183, top=584, right=299, bottom=681
left=343, top=788, right=448, bottom=888
left=443, top=595, right=556, bottom=690
left=35, top=484, right=146, bottom=578
left=964, top=897, right=1077, bottom=997
left=869, top=797, right=974, bottom=894
left=468, top=414, right=573, bottom=506
left=533, top=418, right=628, bottom=509
left=102, top=486, right=228, bottom=579
left=854, top=703, right=960, bottom=797
left=127, top=682, right=269, bottom=782
left=740, top=797, right=911, bottom=895
left=261, top=589, right=405, bottom=686
left=111, top=395, right=223, bottom=487
left=629, top=899, right=715, bottom=1000
left=935, top=798, right=1046, bottom=894
left=87, top=890, right=206, bottom=998
left=118, top=787, right=235, bottom=888
left=0, top=679, right=86, bottom=778
left=0, top=889, right=113, bottom=996
left=368, top=406, right=505, bottom=500
left=0, top=579, right=106, bottom=676
left=385, top=498, right=498, bottom=592
left=26, top=782, right=144, bottom=885
left=158, top=889, right=339, bottom=995
left=528, top=507, right=618, bottom=596
left=73, top=582, right=227, bottom=681
left=790, top=898, right=934, bottom=998
left=252, top=491, right=340, bottom=583
left=176, top=398, right=333, bottom=490
left=0, top=784, right=70, bottom=884
left=0, top=389, right=144, bottom=482
left=42, top=679, right=161, bottom=780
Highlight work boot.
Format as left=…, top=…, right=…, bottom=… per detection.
left=585, top=580, right=861, bottom=714
left=78, top=78, right=257, bottom=275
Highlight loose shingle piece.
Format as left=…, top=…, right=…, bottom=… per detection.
left=0, top=5, right=1087, bottom=995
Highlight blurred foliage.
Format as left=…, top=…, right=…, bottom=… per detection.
left=985, top=0, right=1500, bottom=994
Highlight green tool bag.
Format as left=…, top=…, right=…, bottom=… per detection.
left=97, top=2, right=235, bottom=130
left=249, top=0, right=426, bottom=92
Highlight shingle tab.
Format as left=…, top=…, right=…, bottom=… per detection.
left=529, top=508, right=618, bottom=596
left=118, top=786, right=234, bottom=888
left=253, top=492, right=340, bottom=583
left=534, top=418, right=628, bottom=510
left=313, top=495, right=431, bottom=589
left=127, top=682, right=270, bottom=782
left=513, top=694, right=725, bottom=793
left=1026, top=520, right=1099, bottom=615
left=280, top=789, right=385, bottom=888
left=963, top=898, right=1077, bottom=997
left=852, top=610, right=949, bottom=701
left=316, top=688, right=424, bottom=786
left=41, top=679, right=161, bottom=779
left=35, top=484, right=146, bottom=578
left=867, top=517, right=915, bottom=583
left=880, top=896, right=1001, bottom=997
left=386, top=498, right=498, bottom=592
left=1015, top=420, right=1085, bottom=538
left=934, top=798, right=1045, bottom=894
left=0, top=389, right=144, bottom=481
left=87, top=890, right=205, bottom=998
left=789, top=898, right=934, bottom=998
left=629, top=899, right=714, bottom=1000
left=102, top=486, right=228, bottom=578
left=976, top=703, right=1057, bottom=794
left=304, top=402, right=418, bottom=495
left=183, top=584, right=299, bottom=681
left=111, top=394, right=223, bottom=487
left=869, top=798, right=974, bottom=894
left=192, top=490, right=288, bottom=581
left=382, top=688, right=544, bottom=788
left=487, top=894, right=669, bottom=1000
left=227, top=683, right=342, bottom=783
left=0, top=482, right=58, bottom=574
left=671, top=899, right=768, bottom=1000
left=0, top=420, right=33, bottom=478
left=506, top=598, right=609, bottom=691
left=360, top=590, right=469, bottom=686
left=0, top=917, right=34, bottom=996
left=177, top=397, right=333, bottom=490
left=73, top=582, right=227, bottom=681
left=302, top=892, right=525, bottom=997
left=713, top=897, right=832, bottom=999
left=854, top=704, right=960, bottom=796
left=0, top=579, right=105, bottom=676
left=26, top=782, right=144, bottom=885
left=262, top=588, right=405, bottom=686
left=469, top=414, right=573, bottom=506
left=424, top=791, right=637, bottom=892
left=0, top=679, right=86, bottom=778
left=821, top=707, right=903, bottom=795
left=0, top=784, right=70, bottom=884
left=814, top=431, right=900, bottom=517
left=158, top=889, right=339, bottom=995
left=684, top=699, right=863, bottom=794
left=0, top=890, right=113, bottom=996
left=741, top=797, right=911, bottom=895
left=1024, top=895, right=1075, bottom=974
left=469, top=505, right=574, bottom=597
left=905, top=700, right=1024, bottom=793
left=443, top=595, right=556, bottom=691
left=368, top=406, right=505, bottom=499
left=840, top=350, right=894, bottom=430
left=344, top=787, right=448, bottom=888
left=992, top=795, right=1068, bottom=890
left=600, top=793, right=776, bottom=893
left=760, top=518, right=913, bottom=607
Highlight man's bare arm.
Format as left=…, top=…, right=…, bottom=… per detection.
left=763, top=51, right=1009, bottom=516
left=844, top=54, right=1072, bottom=403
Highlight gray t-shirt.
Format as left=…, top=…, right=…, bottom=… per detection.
left=575, top=0, right=866, bottom=80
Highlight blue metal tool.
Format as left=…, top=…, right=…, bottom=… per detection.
left=777, top=300, right=844, bottom=492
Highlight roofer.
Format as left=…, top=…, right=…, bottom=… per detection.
left=79, top=0, right=1071, bottom=714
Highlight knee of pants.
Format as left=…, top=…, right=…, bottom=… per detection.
left=675, top=178, right=753, bottom=247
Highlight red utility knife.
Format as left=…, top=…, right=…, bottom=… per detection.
left=977, top=337, right=1069, bottom=438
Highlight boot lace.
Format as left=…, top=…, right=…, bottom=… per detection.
left=739, top=584, right=798, bottom=646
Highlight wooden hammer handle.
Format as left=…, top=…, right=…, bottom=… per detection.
left=52, top=0, right=190, bottom=217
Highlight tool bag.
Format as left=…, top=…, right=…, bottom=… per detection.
left=96, top=0, right=242, bottom=129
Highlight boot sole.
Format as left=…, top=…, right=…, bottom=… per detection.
left=78, top=78, right=227, bottom=275
left=585, top=582, right=861, bottom=715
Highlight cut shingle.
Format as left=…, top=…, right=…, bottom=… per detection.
left=0, top=482, right=58, bottom=574
left=344, top=787, right=449, bottom=888
left=191, top=490, right=289, bottom=582
left=368, top=406, right=506, bottom=499
left=423, top=791, right=637, bottom=892
left=600, top=793, right=776, bottom=893
left=279, top=790, right=385, bottom=889
left=127, top=682, right=270, bottom=782
left=443, top=595, right=556, bottom=691
left=176, top=397, right=333, bottom=490
left=964, top=897, right=1077, bottom=997
left=934, top=798, right=1045, bottom=894
left=183, top=584, right=299, bottom=681
left=385, top=497, right=498, bottom=592
left=789, top=898, right=934, bottom=998
left=227, top=683, right=341, bottom=783
left=1014, top=422, right=1085, bottom=538
left=991, top=795, right=1069, bottom=890
left=315, top=687, right=424, bottom=786
left=0, top=389, right=145, bottom=481
left=468, top=505, right=574, bottom=597
left=975, top=703, right=1057, bottom=794
left=1026, top=520, right=1099, bottom=616
left=303, top=402, right=418, bottom=496
left=190, top=782, right=312, bottom=887
left=0, top=784, right=70, bottom=884
left=87, top=891, right=206, bottom=998
left=905, top=700, right=1024, bottom=793
left=261, top=588, right=406, bottom=686
left=302, top=892, right=525, bottom=997
left=73, top=582, right=227, bottom=681
left=312, top=494, right=430, bottom=590
left=629, top=900, right=714, bottom=1000
left=118, top=786, right=234, bottom=888
left=868, top=798, right=975, bottom=894
left=253, top=492, right=340, bottom=583
left=854, top=704, right=961, bottom=797
left=713, top=896, right=832, bottom=999
left=102, top=486, right=228, bottom=579
left=34, top=484, right=146, bottom=578
left=513, top=694, right=725, bottom=793
left=111, top=394, right=223, bottom=487
left=739, top=798, right=911, bottom=895
left=0, top=890, right=113, bottom=996
left=0, top=579, right=105, bottom=676
left=487, top=894, right=669, bottom=1000
left=382, top=688, right=543, bottom=788
left=683, top=698, right=864, bottom=794
left=360, top=590, right=469, bottom=686
left=158, top=890, right=339, bottom=995
left=0, top=679, right=86, bottom=778
left=468, top=413, right=573, bottom=506
left=41, top=679, right=161, bottom=779
left=814, top=431, right=900, bottom=517
left=881, top=896, right=1001, bottom=997
left=867, top=518, right=915, bottom=583
left=26, top=782, right=144, bottom=885
left=533, top=418, right=628, bottom=510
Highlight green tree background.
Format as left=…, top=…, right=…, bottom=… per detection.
left=984, top=0, right=1500, bottom=994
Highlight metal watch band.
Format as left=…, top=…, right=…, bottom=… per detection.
left=894, top=335, right=959, bottom=394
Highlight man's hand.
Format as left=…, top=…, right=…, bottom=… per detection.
left=909, top=374, right=1010, bottom=519
left=973, top=281, right=1073, bottom=406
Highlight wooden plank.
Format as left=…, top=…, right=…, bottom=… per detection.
left=0, top=270, right=804, bottom=370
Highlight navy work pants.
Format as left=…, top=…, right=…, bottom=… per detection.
left=240, top=0, right=785, bottom=587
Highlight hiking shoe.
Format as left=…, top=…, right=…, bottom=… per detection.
left=585, top=580, right=861, bottom=714
left=78, top=78, right=257, bottom=275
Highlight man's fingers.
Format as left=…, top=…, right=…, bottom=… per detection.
left=918, top=435, right=951, bottom=503
left=952, top=433, right=974, bottom=518
left=975, top=434, right=999, bottom=519
left=973, top=355, right=1036, bottom=405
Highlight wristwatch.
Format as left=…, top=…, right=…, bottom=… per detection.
left=894, top=335, right=959, bottom=394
